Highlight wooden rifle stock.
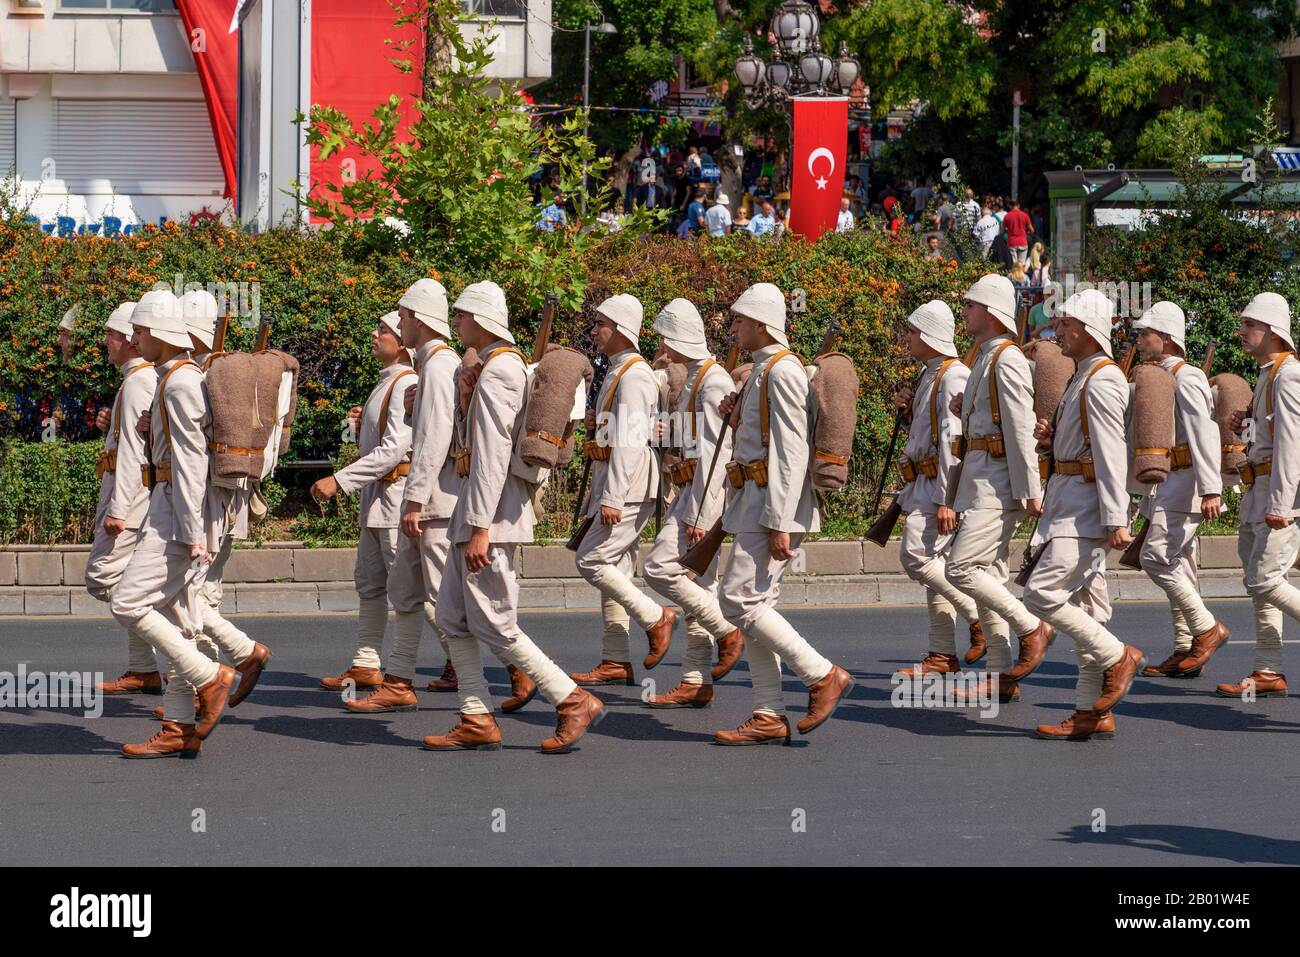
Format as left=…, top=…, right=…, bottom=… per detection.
left=864, top=500, right=903, bottom=547
left=212, top=310, right=230, bottom=354
left=532, top=293, right=558, bottom=364
left=1118, top=516, right=1149, bottom=570
left=255, top=315, right=272, bottom=352
left=1201, top=337, right=1217, bottom=375
left=1014, top=541, right=1046, bottom=587
left=566, top=352, right=611, bottom=541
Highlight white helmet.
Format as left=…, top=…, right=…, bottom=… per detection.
left=453, top=281, right=513, bottom=344
left=1132, top=300, right=1186, bottom=353
left=907, top=300, right=958, bottom=358
left=730, top=282, right=788, bottom=347
left=1241, top=292, right=1294, bottom=352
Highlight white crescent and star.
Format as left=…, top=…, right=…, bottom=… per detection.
left=808, top=147, right=835, bottom=190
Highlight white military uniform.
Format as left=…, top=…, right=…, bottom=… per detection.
left=896, top=342, right=982, bottom=659
left=435, top=336, right=577, bottom=714
left=386, top=336, right=462, bottom=679
left=1023, top=349, right=1131, bottom=711
left=718, top=334, right=832, bottom=717
left=945, top=328, right=1042, bottom=673
left=642, top=321, right=736, bottom=686
left=334, top=358, right=416, bottom=671
left=1137, top=355, right=1222, bottom=648
left=574, top=294, right=666, bottom=664
left=87, top=351, right=158, bottom=672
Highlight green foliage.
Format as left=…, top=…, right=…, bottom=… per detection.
left=0, top=438, right=102, bottom=545
left=289, top=445, right=361, bottom=547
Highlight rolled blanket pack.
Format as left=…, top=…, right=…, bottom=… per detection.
left=262, top=348, right=300, bottom=454
left=206, top=351, right=296, bottom=479
left=1210, top=373, right=1253, bottom=477
left=810, top=352, right=859, bottom=490
left=521, top=345, right=592, bottom=468
left=1131, top=364, right=1175, bottom=484
left=1028, top=340, right=1075, bottom=421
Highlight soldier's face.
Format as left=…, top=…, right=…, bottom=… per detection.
left=904, top=327, right=927, bottom=360
left=1240, top=318, right=1270, bottom=356
left=58, top=328, right=74, bottom=362
left=1056, top=317, right=1092, bottom=359
left=960, top=299, right=989, bottom=337
left=453, top=309, right=481, bottom=348
left=1136, top=328, right=1164, bottom=362
left=398, top=306, right=419, bottom=345
left=105, top=330, right=129, bottom=366
left=374, top=324, right=402, bottom=363
left=591, top=317, right=617, bottom=355
left=135, top=327, right=162, bottom=362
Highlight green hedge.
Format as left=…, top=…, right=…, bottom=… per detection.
left=0, top=438, right=103, bottom=545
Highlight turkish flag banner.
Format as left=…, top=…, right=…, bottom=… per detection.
left=789, top=96, right=848, bottom=240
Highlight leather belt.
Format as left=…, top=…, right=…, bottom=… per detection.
left=1240, top=459, right=1271, bottom=487
left=1052, top=458, right=1096, bottom=482
left=208, top=442, right=263, bottom=456
left=527, top=429, right=566, bottom=449
left=141, top=462, right=172, bottom=488
left=1170, top=443, right=1193, bottom=470
left=583, top=439, right=611, bottom=462
left=726, top=460, right=768, bottom=488
left=966, top=434, right=1005, bottom=457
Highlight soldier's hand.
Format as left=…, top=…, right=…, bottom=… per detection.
left=1230, top=409, right=1247, bottom=434
left=400, top=501, right=423, bottom=539
left=103, top=516, right=126, bottom=538
left=585, top=410, right=597, bottom=432
left=1108, top=527, right=1132, bottom=551
left=1265, top=513, right=1292, bottom=529
left=1026, top=497, right=1043, bottom=518
left=311, top=475, right=340, bottom=504
left=719, top=391, right=738, bottom=420
left=655, top=419, right=668, bottom=443
left=347, top=406, right=363, bottom=434
left=1201, top=494, right=1222, bottom=521
left=135, top=411, right=151, bottom=438
left=893, top=387, right=913, bottom=411
left=685, top=523, right=706, bottom=546
left=600, top=505, right=622, bottom=526
left=188, top=543, right=212, bottom=564
left=1033, top=417, right=1053, bottom=448
left=936, top=506, right=957, bottom=535
left=460, top=363, right=483, bottom=409
left=465, top=527, right=491, bottom=572
left=403, top=384, right=417, bottom=416
left=949, top=391, right=964, bottom=416
left=95, top=407, right=111, bottom=433
left=769, top=530, right=794, bottom=562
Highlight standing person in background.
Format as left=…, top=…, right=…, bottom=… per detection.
left=686, top=188, right=709, bottom=237
left=974, top=203, right=1000, bottom=259
left=748, top=199, right=777, bottom=237
left=836, top=197, right=855, bottom=233
left=706, top=193, right=733, bottom=237
left=1002, top=199, right=1033, bottom=265
left=910, top=180, right=933, bottom=218
left=1029, top=244, right=1052, bottom=287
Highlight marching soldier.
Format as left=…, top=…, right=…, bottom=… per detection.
left=890, top=301, right=990, bottom=678
left=110, top=290, right=236, bottom=757
left=184, top=289, right=219, bottom=370
left=1026, top=289, right=1145, bottom=740
left=1223, top=292, right=1300, bottom=698
left=1129, top=302, right=1227, bottom=678
left=570, top=294, right=677, bottom=687
left=426, top=281, right=606, bottom=753
left=347, top=279, right=466, bottom=712
left=89, top=301, right=161, bottom=695
left=641, top=299, right=743, bottom=707
left=311, top=311, right=414, bottom=693
left=944, top=274, right=1050, bottom=702
left=713, top=283, right=855, bottom=745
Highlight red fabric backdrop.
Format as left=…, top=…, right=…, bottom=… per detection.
left=176, top=0, right=239, bottom=202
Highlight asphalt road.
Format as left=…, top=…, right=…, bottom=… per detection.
left=1, top=601, right=1297, bottom=866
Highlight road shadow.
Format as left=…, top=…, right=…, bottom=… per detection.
left=250, top=713, right=417, bottom=748
left=1053, top=823, right=1300, bottom=865
left=0, top=720, right=121, bottom=756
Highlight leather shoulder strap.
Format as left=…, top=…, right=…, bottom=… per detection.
left=111, top=361, right=155, bottom=442
left=758, top=349, right=803, bottom=446
left=377, top=368, right=418, bottom=439
left=987, top=339, right=1019, bottom=426
left=927, top=359, right=957, bottom=444
left=686, top=357, right=718, bottom=442
left=1079, top=358, right=1118, bottom=446
left=1169, top=359, right=1187, bottom=378
left=464, top=346, right=528, bottom=450
left=1266, top=352, right=1294, bottom=418
left=599, top=355, right=649, bottom=414
left=156, top=359, right=200, bottom=451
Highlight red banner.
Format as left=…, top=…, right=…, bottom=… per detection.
left=789, top=96, right=848, bottom=240
left=176, top=0, right=239, bottom=201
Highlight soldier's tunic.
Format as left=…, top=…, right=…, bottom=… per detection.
left=85, top=357, right=157, bottom=672
left=333, top=361, right=416, bottom=671
left=385, top=338, right=462, bottom=679
left=573, top=347, right=664, bottom=662
left=1022, top=352, right=1130, bottom=711
left=718, top=343, right=831, bottom=716
left=110, top=356, right=222, bottom=723
left=642, top=356, right=737, bottom=685
left=895, top=354, right=981, bottom=657
left=1237, top=352, right=1300, bottom=674
left=945, top=333, right=1042, bottom=673
left=435, top=342, right=577, bottom=713
left=1137, top=356, right=1222, bottom=648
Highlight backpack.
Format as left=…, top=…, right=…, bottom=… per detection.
left=204, top=348, right=300, bottom=484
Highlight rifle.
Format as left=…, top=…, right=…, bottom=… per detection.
left=565, top=352, right=611, bottom=551
left=1201, top=336, right=1217, bottom=375
left=865, top=365, right=923, bottom=548
left=532, top=293, right=558, bottom=364
left=254, top=313, right=272, bottom=353
left=1118, top=516, right=1149, bottom=570
left=679, top=323, right=840, bottom=576
left=212, top=308, right=230, bottom=356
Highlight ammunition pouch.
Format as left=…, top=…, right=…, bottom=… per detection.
left=1170, top=443, right=1193, bottom=470
left=455, top=448, right=472, bottom=478
left=1053, top=458, right=1097, bottom=482
left=584, top=439, right=611, bottom=462
left=381, top=461, right=411, bottom=484
left=141, top=462, right=171, bottom=488
left=1240, top=459, right=1271, bottom=487
left=667, top=457, right=698, bottom=486
left=96, top=449, right=117, bottom=479
left=968, top=433, right=1006, bottom=458
left=726, top=459, right=768, bottom=488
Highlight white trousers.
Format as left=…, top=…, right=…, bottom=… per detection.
left=945, top=507, right=1026, bottom=672
left=385, top=519, right=453, bottom=679
left=436, top=543, right=576, bottom=715
left=86, top=486, right=156, bottom=673
left=351, top=526, right=399, bottom=670
left=1140, top=508, right=1213, bottom=646
left=899, top=509, right=981, bottom=657
left=643, top=513, right=737, bottom=685
left=575, top=501, right=664, bottom=660
left=189, top=535, right=256, bottom=667
left=1022, top=536, right=1124, bottom=711
left=1238, top=521, right=1300, bottom=674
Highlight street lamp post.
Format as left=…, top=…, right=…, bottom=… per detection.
left=581, top=20, right=618, bottom=216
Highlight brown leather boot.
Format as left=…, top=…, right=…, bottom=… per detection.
left=713, top=712, right=791, bottom=746
left=228, top=641, right=271, bottom=708
left=894, top=652, right=960, bottom=678
left=1177, top=622, right=1230, bottom=673
left=647, top=681, right=714, bottom=709
left=1035, top=710, right=1116, bottom=740
left=345, top=675, right=418, bottom=713
left=1008, top=621, right=1055, bottom=680
left=319, top=665, right=383, bottom=691
left=643, top=607, right=678, bottom=669
left=500, top=664, right=537, bottom=713
left=1216, top=672, right=1288, bottom=698
left=797, top=665, right=855, bottom=735
left=540, top=689, right=606, bottom=753
left=153, top=696, right=201, bottom=720
left=964, top=621, right=987, bottom=665
left=122, top=721, right=202, bottom=759
left=569, top=660, right=635, bottom=686
left=426, top=660, right=458, bottom=692
left=1093, top=644, right=1146, bottom=713
left=422, top=712, right=503, bottom=751
left=951, top=674, right=1021, bottom=704
left=195, top=665, right=236, bottom=740
left=711, top=628, right=744, bottom=681
left=100, top=671, right=163, bottom=695
left=1143, top=650, right=1200, bottom=678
